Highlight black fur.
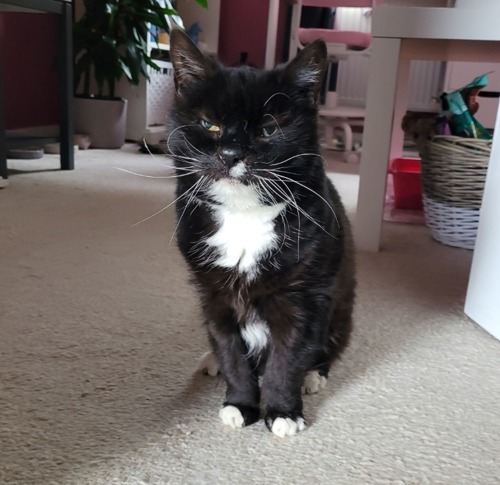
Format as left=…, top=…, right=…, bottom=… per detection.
left=167, top=29, right=356, bottom=433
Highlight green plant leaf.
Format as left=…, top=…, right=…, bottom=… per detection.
left=118, top=59, right=133, bottom=81
left=73, top=0, right=189, bottom=97
left=144, top=56, right=161, bottom=72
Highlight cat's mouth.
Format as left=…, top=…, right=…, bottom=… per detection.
left=228, top=161, right=247, bottom=179
left=208, top=161, right=251, bottom=185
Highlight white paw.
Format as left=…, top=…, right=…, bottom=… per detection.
left=271, top=417, right=306, bottom=437
left=302, top=370, right=327, bottom=394
left=219, top=405, right=245, bottom=429
left=196, top=351, right=220, bottom=376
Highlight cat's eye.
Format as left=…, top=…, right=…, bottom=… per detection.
left=262, top=125, right=277, bottom=137
left=201, top=119, right=220, bottom=133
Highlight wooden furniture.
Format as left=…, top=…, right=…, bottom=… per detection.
left=0, top=0, right=74, bottom=187
left=353, top=2, right=500, bottom=340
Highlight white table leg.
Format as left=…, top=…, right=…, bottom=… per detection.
left=465, top=109, right=500, bottom=340
left=354, top=37, right=410, bottom=251
left=265, top=0, right=280, bottom=70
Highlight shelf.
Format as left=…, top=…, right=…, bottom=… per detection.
left=149, top=42, right=170, bottom=51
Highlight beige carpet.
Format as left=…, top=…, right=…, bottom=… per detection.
left=1, top=145, right=499, bottom=485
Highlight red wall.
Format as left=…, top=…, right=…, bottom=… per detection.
left=0, top=13, right=59, bottom=129
left=218, top=0, right=288, bottom=68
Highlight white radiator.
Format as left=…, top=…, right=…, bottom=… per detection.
left=407, top=60, right=444, bottom=111
left=334, top=7, right=443, bottom=111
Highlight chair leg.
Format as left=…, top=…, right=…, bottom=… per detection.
left=324, top=122, right=335, bottom=148
left=334, top=120, right=353, bottom=153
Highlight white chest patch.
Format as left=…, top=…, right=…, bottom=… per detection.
left=205, top=180, right=286, bottom=277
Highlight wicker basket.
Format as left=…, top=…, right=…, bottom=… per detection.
left=420, top=136, right=491, bottom=249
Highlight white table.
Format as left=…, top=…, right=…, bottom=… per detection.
left=354, top=4, right=500, bottom=339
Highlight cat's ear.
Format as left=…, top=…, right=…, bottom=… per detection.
left=169, top=28, right=216, bottom=93
left=283, top=40, right=328, bottom=103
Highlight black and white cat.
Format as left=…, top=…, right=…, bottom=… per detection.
left=167, top=29, right=356, bottom=437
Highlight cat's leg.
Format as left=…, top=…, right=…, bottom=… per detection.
left=301, top=294, right=354, bottom=395
left=324, top=297, right=354, bottom=370
left=260, top=343, right=310, bottom=437
left=207, top=326, right=261, bottom=429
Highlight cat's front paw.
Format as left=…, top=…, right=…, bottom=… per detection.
left=219, top=403, right=260, bottom=429
left=196, top=351, right=220, bottom=376
left=219, top=405, right=244, bottom=428
left=265, top=411, right=306, bottom=437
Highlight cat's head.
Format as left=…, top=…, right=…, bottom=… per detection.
left=167, top=29, right=327, bottom=202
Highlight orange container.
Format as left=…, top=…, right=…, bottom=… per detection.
left=389, top=158, right=423, bottom=210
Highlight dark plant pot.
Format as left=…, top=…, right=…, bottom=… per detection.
left=74, top=95, right=128, bottom=149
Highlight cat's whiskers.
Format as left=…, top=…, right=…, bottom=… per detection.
left=166, top=123, right=196, bottom=158
left=114, top=167, right=199, bottom=180
left=174, top=165, right=201, bottom=173
left=256, top=176, right=302, bottom=259
left=168, top=151, right=200, bottom=168
left=169, top=175, right=208, bottom=245
left=272, top=172, right=340, bottom=230
left=131, top=175, right=206, bottom=227
left=174, top=151, right=205, bottom=166
left=142, top=138, right=165, bottom=157
left=183, top=135, right=206, bottom=156
left=267, top=176, right=336, bottom=239
left=254, top=167, right=297, bottom=177
left=277, top=193, right=302, bottom=258
left=257, top=172, right=340, bottom=252
left=268, top=152, right=327, bottom=168
left=263, top=114, right=286, bottom=140
left=253, top=178, right=293, bottom=256
left=157, top=163, right=196, bottom=173
left=263, top=92, right=291, bottom=107
left=252, top=179, right=289, bottom=256
left=138, top=138, right=201, bottom=173
left=139, top=144, right=202, bottom=173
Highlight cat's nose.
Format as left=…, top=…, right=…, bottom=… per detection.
left=219, top=146, right=244, bottom=168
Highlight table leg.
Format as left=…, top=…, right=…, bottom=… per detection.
left=265, top=0, right=280, bottom=69
left=354, top=37, right=409, bottom=251
left=59, top=1, right=74, bottom=171
left=0, top=39, right=7, bottom=185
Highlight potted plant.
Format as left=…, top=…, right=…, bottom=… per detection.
left=73, top=0, right=206, bottom=148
